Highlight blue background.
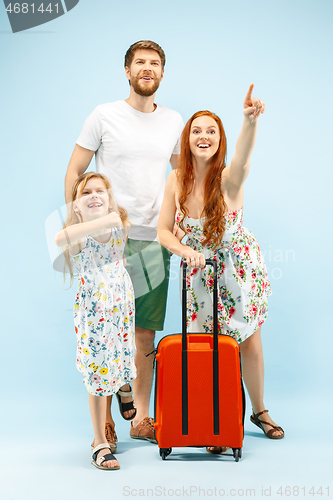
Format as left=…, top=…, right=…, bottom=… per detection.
left=1, top=0, right=332, bottom=498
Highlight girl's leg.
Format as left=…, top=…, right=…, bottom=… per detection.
left=89, top=394, right=119, bottom=468
left=239, top=327, right=283, bottom=437
left=91, top=386, right=134, bottom=449
left=92, top=395, right=117, bottom=449
left=91, top=396, right=118, bottom=453
left=105, top=395, right=115, bottom=425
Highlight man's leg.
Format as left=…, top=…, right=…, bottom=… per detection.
left=131, top=326, right=155, bottom=426
left=126, top=240, right=170, bottom=442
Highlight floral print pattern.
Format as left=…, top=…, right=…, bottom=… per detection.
left=177, top=208, right=272, bottom=343
left=70, top=227, right=136, bottom=396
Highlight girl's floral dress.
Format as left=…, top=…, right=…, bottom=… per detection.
left=70, top=227, right=136, bottom=396
left=176, top=208, right=272, bottom=343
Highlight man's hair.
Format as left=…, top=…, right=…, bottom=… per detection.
left=124, top=40, right=166, bottom=69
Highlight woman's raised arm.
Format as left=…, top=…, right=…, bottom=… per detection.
left=224, top=84, right=265, bottom=188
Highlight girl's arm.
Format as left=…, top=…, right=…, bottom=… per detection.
left=224, top=84, right=265, bottom=188
left=55, top=211, right=122, bottom=250
left=122, top=222, right=131, bottom=266
left=157, top=171, right=205, bottom=268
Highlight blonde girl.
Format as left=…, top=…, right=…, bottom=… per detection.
left=55, top=172, right=136, bottom=470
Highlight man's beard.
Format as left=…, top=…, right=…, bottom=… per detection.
left=130, top=73, right=161, bottom=97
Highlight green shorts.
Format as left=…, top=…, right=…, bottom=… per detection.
left=125, top=239, right=170, bottom=331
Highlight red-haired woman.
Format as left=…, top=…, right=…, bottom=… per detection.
left=157, top=85, right=284, bottom=453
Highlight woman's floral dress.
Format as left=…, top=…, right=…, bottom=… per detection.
left=176, top=208, right=272, bottom=343
left=70, top=227, right=136, bottom=396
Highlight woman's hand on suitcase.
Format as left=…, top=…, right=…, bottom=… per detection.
left=183, top=249, right=206, bottom=269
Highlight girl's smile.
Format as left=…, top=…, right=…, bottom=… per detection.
left=74, top=178, right=110, bottom=221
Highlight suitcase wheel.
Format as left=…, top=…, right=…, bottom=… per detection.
left=232, top=448, right=242, bottom=462
left=159, top=448, right=172, bottom=460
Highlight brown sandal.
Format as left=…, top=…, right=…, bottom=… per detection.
left=250, top=409, right=284, bottom=439
left=91, top=423, right=118, bottom=453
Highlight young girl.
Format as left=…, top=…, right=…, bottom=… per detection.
left=157, top=84, right=284, bottom=454
left=55, top=172, right=136, bottom=470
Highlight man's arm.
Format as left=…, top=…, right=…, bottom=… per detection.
left=64, top=144, right=95, bottom=204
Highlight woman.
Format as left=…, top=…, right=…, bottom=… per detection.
left=157, top=84, right=284, bottom=453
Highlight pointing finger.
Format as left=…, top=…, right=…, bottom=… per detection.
left=245, top=83, right=254, bottom=102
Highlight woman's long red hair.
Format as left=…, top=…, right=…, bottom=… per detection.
left=177, top=110, right=228, bottom=249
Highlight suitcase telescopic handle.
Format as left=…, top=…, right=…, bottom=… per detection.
left=181, top=259, right=220, bottom=435
left=182, top=259, right=218, bottom=350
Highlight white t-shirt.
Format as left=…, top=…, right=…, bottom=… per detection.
left=77, top=100, right=184, bottom=241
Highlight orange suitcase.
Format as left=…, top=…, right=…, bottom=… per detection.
left=154, top=260, right=245, bottom=461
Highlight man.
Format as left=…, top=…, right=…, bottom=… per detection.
left=65, top=40, right=184, bottom=447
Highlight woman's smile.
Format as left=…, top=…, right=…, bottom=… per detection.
left=190, top=116, right=220, bottom=161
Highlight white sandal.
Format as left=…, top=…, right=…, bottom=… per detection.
left=91, top=442, right=120, bottom=470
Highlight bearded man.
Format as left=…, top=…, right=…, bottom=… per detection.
left=65, top=40, right=184, bottom=448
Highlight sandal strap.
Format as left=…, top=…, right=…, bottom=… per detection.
left=119, top=401, right=136, bottom=411
left=96, top=452, right=116, bottom=466
left=117, top=386, right=133, bottom=398
left=92, top=442, right=111, bottom=455
left=266, top=426, right=284, bottom=436
left=256, top=419, right=282, bottom=430
left=252, top=411, right=284, bottom=432
left=253, top=409, right=269, bottom=419
left=251, top=410, right=284, bottom=438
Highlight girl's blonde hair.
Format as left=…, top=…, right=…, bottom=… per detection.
left=62, top=172, right=129, bottom=287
